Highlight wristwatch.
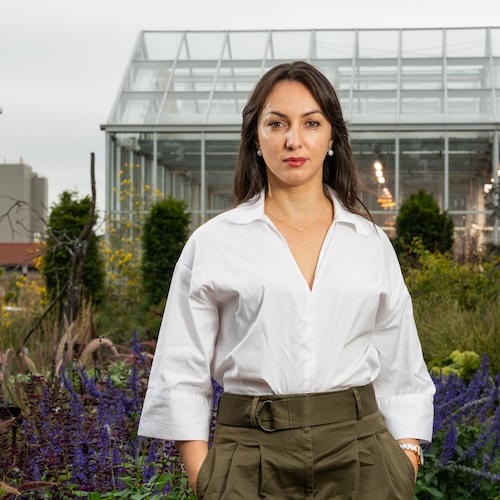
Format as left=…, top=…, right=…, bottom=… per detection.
left=400, top=443, right=424, bottom=466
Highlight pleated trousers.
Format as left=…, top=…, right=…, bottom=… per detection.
left=196, top=386, right=415, bottom=499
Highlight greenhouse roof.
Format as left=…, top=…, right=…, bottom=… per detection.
left=105, top=28, right=500, bottom=130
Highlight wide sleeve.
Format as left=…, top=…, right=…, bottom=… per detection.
left=138, top=237, right=219, bottom=442
left=372, top=233, right=435, bottom=443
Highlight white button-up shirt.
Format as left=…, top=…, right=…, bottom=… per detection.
left=138, top=187, right=435, bottom=443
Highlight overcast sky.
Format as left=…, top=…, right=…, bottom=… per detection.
left=1, top=0, right=499, bottom=215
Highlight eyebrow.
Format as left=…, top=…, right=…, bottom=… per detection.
left=265, top=110, right=324, bottom=118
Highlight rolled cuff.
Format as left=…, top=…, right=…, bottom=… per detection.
left=376, top=393, right=435, bottom=443
left=138, top=389, right=212, bottom=442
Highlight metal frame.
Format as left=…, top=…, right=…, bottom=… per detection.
left=102, top=28, right=500, bottom=244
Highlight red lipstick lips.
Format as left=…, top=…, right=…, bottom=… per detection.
left=285, top=157, right=306, bottom=167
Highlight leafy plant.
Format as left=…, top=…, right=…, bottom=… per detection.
left=394, top=189, right=454, bottom=257
left=42, top=190, right=105, bottom=308
left=405, top=243, right=500, bottom=372
left=428, top=350, right=481, bottom=381
left=0, top=332, right=197, bottom=498
left=414, top=357, right=500, bottom=499
left=141, top=197, right=190, bottom=308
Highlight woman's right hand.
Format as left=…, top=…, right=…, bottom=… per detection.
left=175, top=440, right=209, bottom=494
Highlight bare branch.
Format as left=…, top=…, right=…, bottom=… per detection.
left=64, top=153, right=97, bottom=324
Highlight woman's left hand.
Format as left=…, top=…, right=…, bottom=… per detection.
left=397, top=438, right=420, bottom=482
left=402, top=448, right=419, bottom=481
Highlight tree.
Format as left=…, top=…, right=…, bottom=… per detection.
left=141, top=197, right=190, bottom=307
left=394, top=189, right=454, bottom=256
left=42, top=187, right=105, bottom=321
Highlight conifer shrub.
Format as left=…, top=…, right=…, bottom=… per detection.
left=394, top=189, right=454, bottom=258
left=141, top=197, right=190, bottom=308
left=42, top=190, right=105, bottom=305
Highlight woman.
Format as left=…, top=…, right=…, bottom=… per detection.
left=138, top=61, right=435, bottom=499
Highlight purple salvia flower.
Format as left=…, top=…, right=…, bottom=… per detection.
left=439, top=424, right=458, bottom=464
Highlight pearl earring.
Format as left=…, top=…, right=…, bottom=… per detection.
left=327, top=148, right=334, bottom=157
left=257, top=147, right=262, bottom=157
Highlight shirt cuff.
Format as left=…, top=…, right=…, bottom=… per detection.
left=138, top=389, right=212, bottom=442
left=376, top=393, right=435, bottom=443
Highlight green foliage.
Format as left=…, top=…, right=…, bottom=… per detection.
left=428, top=350, right=481, bottom=380
left=415, top=440, right=500, bottom=499
left=141, top=197, right=190, bottom=307
left=405, top=241, right=499, bottom=309
left=72, top=472, right=195, bottom=499
left=42, top=190, right=105, bottom=304
left=394, top=189, right=454, bottom=257
left=406, top=243, right=500, bottom=372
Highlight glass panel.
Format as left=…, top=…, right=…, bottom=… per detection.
left=160, top=93, right=210, bottom=125
left=270, top=31, right=311, bottom=59
left=446, top=28, right=487, bottom=57
left=216, top=64, right=263, bottom=91
left=138, top=32, right=183, bottom=60
left=181, top=32, right=226, bottom=60
left=402, top=29, right=443, bottom=58
left=314, top=30, right=355, bottom=59
left=448, top=132, right=494, bottom=252
left=447, top=61, right=491, bottom=89
left=170, top=65, right=217, bottom=92
left=315, top=61, right=353, bottom=90
left=125, top=62, right=173, bottom=91
left=352, top=132, right=396, bottom=234
left=401, top=64, right=443, bottom=90
left=401, top=91, right=444, bottom=120
left=447, top=90, right=493, bottom=120
left=357, top=30, right=399, bottom=59
left=399, top=133, right=445, bottom=209
left=156, top=133, right=203, bottom=228
left=206, top=93, right=248, bottom=124
left=205, top=133, right=239, bottom=217
left=354, top=65, right=397, bottom=90
left=112, top=94, right=162, bottom=124
left=492, top=28, right=500, bottom=57
left=110, top=133, right=158, bottom=236
left=350, top=93, right=397, bottom=121
left=226, top=31, right=269, bottom=59
left=494, top=59, right=500, bottom=88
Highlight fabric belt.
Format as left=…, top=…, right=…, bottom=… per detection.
left=216, top=383, right=378, bottom=433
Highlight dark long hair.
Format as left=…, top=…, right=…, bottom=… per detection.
left=233, top=61, right=363, bottom=215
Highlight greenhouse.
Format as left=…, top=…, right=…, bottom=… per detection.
left=102, top=28, right=500, bottom=246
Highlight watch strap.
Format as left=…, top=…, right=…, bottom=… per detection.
left=399, top=443, right=423, bottom=466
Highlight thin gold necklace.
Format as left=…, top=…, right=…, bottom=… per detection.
left=265, top=200, right=330, bottom=232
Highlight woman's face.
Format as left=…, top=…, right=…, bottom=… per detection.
left=256, top=80, right=333, bottom=191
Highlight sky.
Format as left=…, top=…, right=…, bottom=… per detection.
left=1, top=0, right=499, bottom=216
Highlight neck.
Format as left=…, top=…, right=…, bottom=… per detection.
left=265, top=183, right=328, bottom=218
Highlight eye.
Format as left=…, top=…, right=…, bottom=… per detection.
left=268, top=121, right=285, bottom=128
left=306, top=120, right=320, bottom=128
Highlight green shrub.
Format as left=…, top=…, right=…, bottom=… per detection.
left=42, top=190, right=105, bottom=305
left=405, top=241, right=499, bottom=310
left=428, top=350, right=481, bottom=380
left=394, top=189, right=454, bottom=257
left=406, top=243, right=500, bottom=371
left=141, top=198, right=190, bottom=308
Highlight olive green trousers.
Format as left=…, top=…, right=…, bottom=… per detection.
left=196, top=386, right=415, bottom=499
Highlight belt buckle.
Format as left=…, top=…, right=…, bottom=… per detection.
left=256, top=400, right=276, bottom=432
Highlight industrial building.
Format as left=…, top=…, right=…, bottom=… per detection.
left=0, top=161, right=48, bottom=243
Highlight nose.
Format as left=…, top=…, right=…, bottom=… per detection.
left=285, top=126, right=302, bottom=150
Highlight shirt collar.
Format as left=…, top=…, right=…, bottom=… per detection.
left=224, top=185, right=369, bottom=237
